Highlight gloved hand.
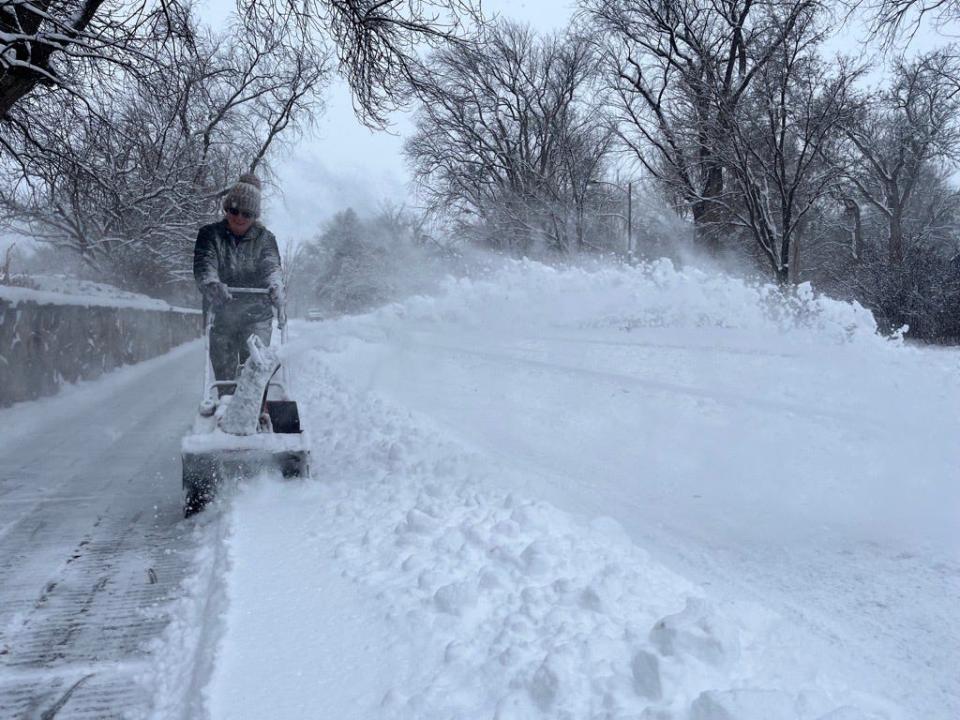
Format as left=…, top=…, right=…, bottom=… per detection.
left=268, top=282, right=286, bottom=307
left=203, top=280, right=232, bottom=305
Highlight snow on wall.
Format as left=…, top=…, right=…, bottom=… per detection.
left=0, top=282, right=193, bottom=313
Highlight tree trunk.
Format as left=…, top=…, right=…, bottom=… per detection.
left=692, top=163, right=724, bottom=250
left=888, top=210, right=904, bottom=265
left=774, top=262, right=789, bottom=285
left=842, top=197, right=862, bottom=261
left=0, top=72, right=43, bottom=118
left=788, top=231, right=800, bottom=284
left=0, top=0, right=58, bottom=117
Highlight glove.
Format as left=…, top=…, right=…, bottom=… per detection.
left=268, top=282, right=286, bottom=307
left=203, top=280, right=232, bottom=305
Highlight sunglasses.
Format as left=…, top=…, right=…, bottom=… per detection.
left=227, top=208, right=254, bottom=220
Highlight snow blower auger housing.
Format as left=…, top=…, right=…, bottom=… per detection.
left=181, top=287, right=310, bottom=517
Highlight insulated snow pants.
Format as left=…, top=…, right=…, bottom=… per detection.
left=210, top=318, right=273, bottom=389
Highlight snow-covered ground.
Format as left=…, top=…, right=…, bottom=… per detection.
left=144, top=260, right=959, bottom=719
left=5, top=260, right=953, bottom=718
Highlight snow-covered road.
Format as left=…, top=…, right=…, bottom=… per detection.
left=0, top=341, right=205, bottom=718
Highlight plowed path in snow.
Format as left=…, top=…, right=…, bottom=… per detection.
left=0, top=342, right=203, bottom=719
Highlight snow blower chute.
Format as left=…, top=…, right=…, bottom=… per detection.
left=180, top=287, right=310, bottom=517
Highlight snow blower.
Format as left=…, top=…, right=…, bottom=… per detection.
left=180, top=287, right=310, bottom=517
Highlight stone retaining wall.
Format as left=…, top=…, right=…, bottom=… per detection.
left=0, top=297, right=202, bottom=408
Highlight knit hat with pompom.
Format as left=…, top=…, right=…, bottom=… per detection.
left=222, top=172, right=262, bottom=218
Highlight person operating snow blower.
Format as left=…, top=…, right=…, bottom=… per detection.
left=182, top=172, right=309, bottom=517
left=193, top=172, right=285, bottom=391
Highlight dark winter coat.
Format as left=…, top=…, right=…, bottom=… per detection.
left=193, top=219, right=282, bottom=325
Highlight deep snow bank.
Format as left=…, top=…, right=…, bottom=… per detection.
left=203, top=360, right=887, bottom=720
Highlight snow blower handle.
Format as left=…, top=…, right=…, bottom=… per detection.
left=227, top=286, right=288, bottom=334
left=226, top=286, right=269, bottom=295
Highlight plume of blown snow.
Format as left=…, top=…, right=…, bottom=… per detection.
left=373, top=258, right=894, bottom=351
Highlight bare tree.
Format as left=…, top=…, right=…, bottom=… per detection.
left=583, top=0, right=822, bottom=250
left=0, top=20, right=325, bottom=295
left=839, top=50, right=960, bottom=264
left=0, top=0, right=481, bottom=127
left=857, top=0, right=960, bottom=44
left=406, top=22, right=613, bottom=254
left=805, top=163, right=960, bottom=339
left=796, top=53, right=960, bottom=339
left=295, top=0, right=483, bottom=126
left=0, top=0, right=184, bottom=118
left=718, top=16, right=859, bottom=283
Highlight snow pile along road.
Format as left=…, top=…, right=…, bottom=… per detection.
left=205, top=365, right=884, bottom=720
left=159, top=259, right=958, bottom=720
